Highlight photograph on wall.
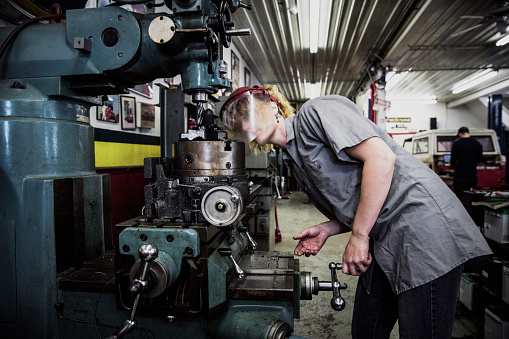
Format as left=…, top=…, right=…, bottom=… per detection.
left=244, top=67, right=251, bottom=87
left=97, top=95, right=119, bottom=123
left=130, top=82, right=153, bottom=99
left=120, top=96, right=136, bottom=130
left=139, top=102, right=156, bottom=129
left=231, top=51, right=240, bottom=90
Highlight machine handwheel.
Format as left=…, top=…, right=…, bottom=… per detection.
left=218, top=1, right=232, bottom=47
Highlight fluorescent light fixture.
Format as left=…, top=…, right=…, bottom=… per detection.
left=309, top=0, right=320, bottom=53
left=392, top=99, right=438, bottom=104
left=451, top=69, right=493, bottom=90
left=385, top=71, right=408, bottom=91
left=305, top=82, right=321, bottom=99
left=497, top=34, right=509, bottom=46
left=388, top=95, right=437, bottom=104
left=451, top=70, right=498, bottom=94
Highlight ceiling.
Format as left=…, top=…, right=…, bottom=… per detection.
left=231, top=0, right=509, bottom=106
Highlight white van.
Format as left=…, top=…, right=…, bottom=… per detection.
left=402, top=128, right=505, bottom=187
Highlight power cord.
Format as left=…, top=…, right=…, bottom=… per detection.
left=484, top=176, right=506, bottom=201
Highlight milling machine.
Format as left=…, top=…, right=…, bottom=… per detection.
left=0, top=1, right=347, bottom=338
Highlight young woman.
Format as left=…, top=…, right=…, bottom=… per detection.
left=219, top=85, right=491, bottom=338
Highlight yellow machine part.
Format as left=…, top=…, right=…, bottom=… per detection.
left=11, top=0, right=51, bottom=17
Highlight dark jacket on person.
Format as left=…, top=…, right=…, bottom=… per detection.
left=450, top=137, right=483, bottom=177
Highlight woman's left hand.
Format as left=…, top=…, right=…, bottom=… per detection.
left=342, top=233, right=372, bottom=276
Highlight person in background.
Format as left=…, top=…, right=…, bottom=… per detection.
left=219, top=85, right=492, bottom=339
left=450, top=126, right=483, bottom=206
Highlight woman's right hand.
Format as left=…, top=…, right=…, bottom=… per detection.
left=293, top=220, right=344, bottom=256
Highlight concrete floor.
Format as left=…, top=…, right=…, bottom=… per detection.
left=273, top=191, right=478, bottom=339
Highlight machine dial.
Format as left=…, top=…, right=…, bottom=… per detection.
left=201, top=186, right=243, bottom=226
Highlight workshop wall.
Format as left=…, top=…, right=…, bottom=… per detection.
left=386, top=101, right=447, bottom=133
left=384, top=100, right=490, bottom=133
left=446, top=102, right=487, bottom=129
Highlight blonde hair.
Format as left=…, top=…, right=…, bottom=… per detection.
left=249, top=84, right=295, bottom=155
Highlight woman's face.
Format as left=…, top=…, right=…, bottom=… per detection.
left=240, top=102, right=278, bottom=145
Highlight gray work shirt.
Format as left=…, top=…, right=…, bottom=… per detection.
left=283, top=95, right=492, bottom=295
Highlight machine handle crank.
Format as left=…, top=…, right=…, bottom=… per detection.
left=238, top=226, right=257, bottom=250
left=300, top=262, right=347, bottom=311
left=218, top=248, right=244, bottom=278
left=225, top=28, right=251, bottom=36
left=238, top=1, right=252, bottom=10
left=107, top=243, right=159, bottom=339
left=328, top=262, right=346, bottom=311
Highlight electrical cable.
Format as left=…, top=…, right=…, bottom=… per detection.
left=95, top=277, right=116, bottom=339
left=0, top=14, right=55, bottom=62
left=94, top=277, right=153, bottom=338
left=484, top=176, right=506, bottom=201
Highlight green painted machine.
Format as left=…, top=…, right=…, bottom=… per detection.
left=0, top=1, right=346, bottom=338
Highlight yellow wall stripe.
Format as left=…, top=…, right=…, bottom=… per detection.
left=95, top=141, right=160, bottom=168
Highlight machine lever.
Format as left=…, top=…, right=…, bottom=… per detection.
left=328, top=262, right=346, bottom=311
left=238, top=1, right=252, bottom=10
left=238, top=226, right=257, bottom=250
left=218, top=248, right=244, bottom=278
left=225, top=28, right=251, bottom=36
left=300, top=263, right=348, bottom=311
left=107, top=244, right=159, bottom=339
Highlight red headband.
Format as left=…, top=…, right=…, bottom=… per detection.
left=221, top=85, right=282, bottom=115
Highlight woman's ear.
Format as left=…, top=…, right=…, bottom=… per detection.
left=271, top=101, right=278, bottom=113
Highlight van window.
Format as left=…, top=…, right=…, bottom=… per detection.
left=437, top=136, right=457, bottom=152
left=473, top=136, right=495, bottom=152
left=436, top=135, right=495, bottom=152
left=412, top=137, right=429, bottom=154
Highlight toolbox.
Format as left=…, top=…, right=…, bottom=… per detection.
left=484, top=209, right=509, bottom=244
left=459, top=273, right=478, bottom=311
left=484, top=305, right=509, bottom=339
left=503, top=264, right=509, bottom=305
left=481, top=258, right=506, bottom=298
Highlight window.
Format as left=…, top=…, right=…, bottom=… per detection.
left=473, top=136, right=494, bottom=152
left=436, top=135, right=495, bottom=152
left=437, top=135, right=458, bottom=152
left=413, top=137, right=429, bottom=154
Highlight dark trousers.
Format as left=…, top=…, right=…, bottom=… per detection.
left=351, top=260, right=463, bottom=339
left=453, top=176, right=477, bottom=208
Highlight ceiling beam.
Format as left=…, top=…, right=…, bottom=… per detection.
left=349, top=0, right=430, bottom=99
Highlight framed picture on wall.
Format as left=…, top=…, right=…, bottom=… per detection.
left=97, top=95, right=119, bottom=123
left=139, top=102, right=156, bottom=129
left=120, top=96, right=136, bottom=130
left=231, top=51, right=240, bottom=90
left=244, top=67, right=251, bottom=87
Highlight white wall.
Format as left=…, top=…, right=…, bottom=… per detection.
left=386, top=101, right=446, bottom=133
left=358, top=92, right=491, bottom=134
left=445, top=102, right=486, bottom=129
